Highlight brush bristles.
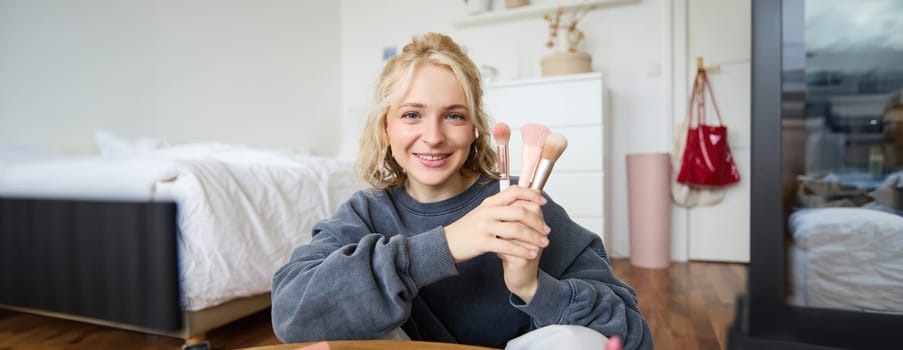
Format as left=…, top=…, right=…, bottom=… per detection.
left=529, top=133, right=568, bottom=191
left=541, top=133, right=568, bottom=163
left=520, top=124, right=550, bottom=147
left=518, top=124, right=550, bottom=187
left=492, top=123, right=510, bottom=144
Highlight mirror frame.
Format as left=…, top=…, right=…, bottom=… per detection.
left=730, top=0, right=903, bottom=348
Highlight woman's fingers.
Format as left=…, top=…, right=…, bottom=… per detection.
left=487, top=186, right=547, bottom=207
left=511, top=201, right=550, bottom=234
left=499, top=239, right=541, bottom=263
left=489, top=237, right=538, bottom=260
left=445, top=214, right=543, bottom=262
left=490, top=221, right=549, bottom=249
left=491, top=203, right=550, bottom=237
left=445, top=186, right=551, bottom=263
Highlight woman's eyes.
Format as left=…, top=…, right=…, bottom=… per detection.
left=447, top=113, right=465, bottom=120
left=400, top=112, right=467, bottom=121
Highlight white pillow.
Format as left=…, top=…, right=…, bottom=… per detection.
left=789, top=207, right=903, bottom=250
left=148, top=142, right=243, bottom=159
left=94, top=130, right=168, bottom=157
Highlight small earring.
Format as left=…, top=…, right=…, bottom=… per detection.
left=474, top=127, right=479, bottom=138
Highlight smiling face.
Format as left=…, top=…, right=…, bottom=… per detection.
left=385, top=63, right=477, bottom=202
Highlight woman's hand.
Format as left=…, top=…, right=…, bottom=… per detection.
left=499, top=247, right=541, bottom=303
left=444, top=186, right=550, bottom=263
left=499, top=198, right=546, bottom=303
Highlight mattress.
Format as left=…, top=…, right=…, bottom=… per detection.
left=787, top=207, right=903, bottom=314
left=0, top=143, right=360, bottom=311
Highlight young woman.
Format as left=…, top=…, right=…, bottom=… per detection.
left=272, top=33, right=652, bottom=350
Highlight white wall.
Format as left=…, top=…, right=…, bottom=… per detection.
left=0, top=0, right=341, bottom=155
left=0, top=0, right=751, bottom=261
left=340, top=0, right=668, bottom=257
left=664, top=0, right=751, bottom=263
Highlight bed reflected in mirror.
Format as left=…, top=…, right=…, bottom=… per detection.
left=781, top=0, right=903, bottom=314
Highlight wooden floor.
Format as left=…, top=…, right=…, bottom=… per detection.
left=611, top=260, right=746, bottom=350
left=0, top=259, right=746, bottom=350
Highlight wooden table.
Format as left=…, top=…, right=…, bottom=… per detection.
left=240, top=340, right=498, bottom=350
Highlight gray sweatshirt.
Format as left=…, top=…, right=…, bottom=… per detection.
left=272, top=176, right=653, bottom=349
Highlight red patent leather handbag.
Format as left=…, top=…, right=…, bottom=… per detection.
left=676, top=70, right=741, bottom=187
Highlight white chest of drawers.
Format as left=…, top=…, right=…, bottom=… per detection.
left=484, top=72, right=608, bottom=241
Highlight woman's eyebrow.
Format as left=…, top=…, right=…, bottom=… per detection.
left=399, top=102, right=468, bottom=111
left=399, top=102, right=426, bottom=108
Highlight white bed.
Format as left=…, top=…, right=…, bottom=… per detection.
left=787, top=207, right=903, bottom=314
left=0, top=139, right=360, bottom=339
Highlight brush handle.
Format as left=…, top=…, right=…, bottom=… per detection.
left=497, top=145, right=509, bottom=191
left=530, top=159, right=553, bottom=191
left=519, top=146, right=541, bottom=187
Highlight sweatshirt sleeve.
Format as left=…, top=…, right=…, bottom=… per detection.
left=271, top=198, right=458, bottom=343
left=509, top=200, right=654, bottom=350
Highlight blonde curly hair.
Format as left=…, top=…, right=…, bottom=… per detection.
left=357, top=33, right=497, bottom=190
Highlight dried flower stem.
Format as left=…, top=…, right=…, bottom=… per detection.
left=543, top=2, right=596, bottom=53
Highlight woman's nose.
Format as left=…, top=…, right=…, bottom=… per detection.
left=420, top=119, right=445, bottom=145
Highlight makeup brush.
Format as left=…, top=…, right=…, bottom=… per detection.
left=518, top=124, right=550, bottom=187
left=492, top=123, right=511, bottom=191
left=530, top=133, right=568, bottom=191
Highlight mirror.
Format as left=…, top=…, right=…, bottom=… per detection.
left=781, top=0, right=903, bottom=314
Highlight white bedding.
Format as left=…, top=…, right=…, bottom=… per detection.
left=787, top=207, right=903, bottom=313
left=0, top=143, right=360, bottom=311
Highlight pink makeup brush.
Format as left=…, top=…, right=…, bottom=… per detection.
left=492, top=123, right=511, bottom=191
left=518, top=124, right=550, bottom=187
left=530, top=133, right=568, bottom=191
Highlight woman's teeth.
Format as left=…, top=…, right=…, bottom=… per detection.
left=417, top=154, right=449, bottom=161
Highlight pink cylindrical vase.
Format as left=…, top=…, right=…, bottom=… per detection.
left=626, top=153, right=672, bottom=269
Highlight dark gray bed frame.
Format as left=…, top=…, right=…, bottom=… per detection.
left=0, top=197, right=183, bottom=331
left=0, top=196, right=272, bottom=348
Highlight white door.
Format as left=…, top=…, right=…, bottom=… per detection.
left=676, top=0, right=751, bottom=262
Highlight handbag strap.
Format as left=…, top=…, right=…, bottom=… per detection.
left=682, top=69, right=727, bottom=172
left=685, top=71, right=702, bottom=128
left=699, top=70, right=725, bottom=126
left=685, top=70, right=726, bottom=128
left=686, top=70, right=717, bottom=171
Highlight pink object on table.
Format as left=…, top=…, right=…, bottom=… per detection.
left=626, top=153, right=672, bottom=269
left=295, top=341, right=331, bottom=350
left=605, top=336, right=623, bottom=350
